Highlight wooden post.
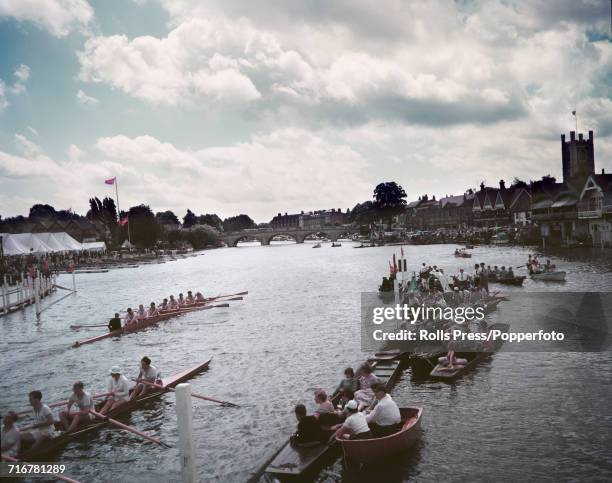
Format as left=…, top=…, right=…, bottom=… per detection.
left=2, top=275, right=7, bottom=314
left=175, top=383, right=196, bottom=483
left=34, top=276, right=41, bottom=318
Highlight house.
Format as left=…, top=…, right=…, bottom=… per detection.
left=577, top=170, right=612, bottom=246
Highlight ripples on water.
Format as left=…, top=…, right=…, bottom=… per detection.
left=1, top=243, right=611, bottom=482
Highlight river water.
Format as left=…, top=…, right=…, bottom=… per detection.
left=1, top=243, right=611, bottom=482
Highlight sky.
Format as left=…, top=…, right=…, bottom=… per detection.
left=0, top=0, right=611, bottom=223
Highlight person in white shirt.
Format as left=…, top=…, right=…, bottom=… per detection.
left=20, top=390, right=55, bottom=451
left=329, top=400, right=372, bottom=442
left=130, top=356, right=161, bottom=400
left=1, top=412, right=20, bottom=457
left=366, top=384, right=402, bottom=437
left=100, top=366, right=131, bottom=415
left=59, top=381, right=94, bottom=432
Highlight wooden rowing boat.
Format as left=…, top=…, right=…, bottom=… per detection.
left=263, top=358, right=404, bottom=479
left=429, top=323, right=509, bottom=381
left=72, top=302, right=220, bottom=348
left=336, top=407, right=422, bottom=464
left=18, top=358, right=211, bottom=461
left=531, top=271, right=566, bottom=282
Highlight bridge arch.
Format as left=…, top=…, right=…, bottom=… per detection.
left=264, top=232, right=301, bottom=245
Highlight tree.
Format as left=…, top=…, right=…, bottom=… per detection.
left=186, top=225, right=219, bottom=249
left=183, top=209, right=197, bottom=228
left=223, top=214, right=256, bottom=232
left=156, top=210, right=180, bottom=225
left=124, top=204, right=160, bottom=248
left=350, top=201, right=376, bottom=224
left=197, top=213, right=223, bottom=231
left=29, top=204, right=56, bottom=219
left=511, top=177, right=528, bottom=189
left=373, top=182, right=407, bottom=224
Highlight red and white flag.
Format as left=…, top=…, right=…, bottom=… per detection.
left=105, top=177, right=116, bottom=185
left=119, top=216, right=129, bottom=226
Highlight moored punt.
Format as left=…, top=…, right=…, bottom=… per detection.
left=489, top=274, right=526, bottom=286
left=409, top=350, right=446, bottom=378
left=531, top=271, right=566, bottom=282
left=18, top=359, right=212, bottom=461
left=336, top=407, right=422, bottom=464
left=429, top=323, right=510, bottom=381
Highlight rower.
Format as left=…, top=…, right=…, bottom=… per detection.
left=177, top=293, right=186, bottom=307
left=147, top=302, right=159, bottom=317
left=124, top=308, right=137, bottom=326
left=59, top=381, right=94, bottom=433
left=365, top=384, right=401, bottom=437
left=100, top=366, right=130, bottom=415
left=168, top=295, right=179, bottom=310
left=20, top=391, right=55, bottom=452
left=159, top=298, right=169, bottom=312
left=1, top=412, right=20, bottom=457
left=185, top=291, right=195, bottom=304
left=195, top=292, right=206, bottom=302
left=136, top=304, right=147, bottom=320
left=108, top=313, right=122, bottom=332
left=329, top=400, right=372, bottom=442
left=130, top=356, right=161, bottom=400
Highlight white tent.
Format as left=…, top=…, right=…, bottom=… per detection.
left=0, top=232, right=87, bottom=255
left=82, top=241, right=106, bottom=252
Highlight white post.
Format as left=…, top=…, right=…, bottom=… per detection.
left=72, top=272, right=76, bottom=292
left=34, top=277, right=41, bottom=318
left=175, top=383, right=196, bottom=483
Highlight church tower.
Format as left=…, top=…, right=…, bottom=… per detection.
left=561, top=130, right=594, bottom=187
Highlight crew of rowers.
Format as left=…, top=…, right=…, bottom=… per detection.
left=1, top=357, right=161, bottom=457
left=290, top=363, right=403, bottom=446
left=107, top=291, right=209, bottom=332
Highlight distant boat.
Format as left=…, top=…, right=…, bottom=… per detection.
left=312, top=243, right=321, bottom=248
left=331, top=242, right=342, bottom=247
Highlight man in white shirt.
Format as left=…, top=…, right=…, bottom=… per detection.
left=366, top=384, right=402, bottom=437
left=1, top=412, right=20, bottom=457
left=130, top=356, right=161, bottom=400
left=20, top=390, right=56, bottom=451
left=59, top=381, right=94, bottom=433
left=100, top=366, right=131, bottom=414
left=329, top=400, right=372, bottom=442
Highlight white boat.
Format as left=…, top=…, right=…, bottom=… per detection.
left=312, top=243, right=321, bottom=248
left=531, top=271, right=566, bottom=281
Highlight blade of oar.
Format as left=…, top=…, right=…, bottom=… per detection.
left=89, top=410, right=168, bottom=447
left=210, top=290, right=248, bottom=300
left=14, top=392, right=113, bottom=416
left=71, top=324, right=108, bottom=330
left=134, top=379, right=240, bottom=407
left=1, top=455, right=81, bottom=483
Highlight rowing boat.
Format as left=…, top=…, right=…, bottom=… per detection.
left=336, top=407, right=422, bottom=464
left=429, top=323, right=509, bottom=380
left=72, top=302, right=222, bottom=348
left=531, top=271, right=566, bottom=282
left=18, top=358, right=211, bottom=461
left=489, top=274, right=526, bottom=286
left=263, top=358, right=404, bottom=479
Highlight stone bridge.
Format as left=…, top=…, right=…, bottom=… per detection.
left=220, top=227, right=358, bottom=247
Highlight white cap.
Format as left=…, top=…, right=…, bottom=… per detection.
left=345, top=400, right=358, bottom=411
left=110, top=365, right=122, bottom=374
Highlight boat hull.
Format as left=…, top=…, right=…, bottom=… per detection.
left=337, top=407, right=422, bottom=464
left=18, top=358, right=211, bottom=461
left=531, top=271, right=566, bottom=281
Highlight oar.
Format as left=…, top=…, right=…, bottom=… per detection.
left=209, top=290, right=248, bottom=300
left=1, top=455, right=81, bottom=483
left=134, top=379, right=240, bottom=408
left=14, top=392, right=114, bottom=416
left=89, top=409, right=169, bottom=447
left=70, top=324, right=108, bottom=330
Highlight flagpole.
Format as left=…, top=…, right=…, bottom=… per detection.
left=115, top=177, right=120, bottom=220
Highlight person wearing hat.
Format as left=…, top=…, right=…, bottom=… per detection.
left=100, top=366, right=130, bottom=415
left=329, top=400, right=372, bottom=442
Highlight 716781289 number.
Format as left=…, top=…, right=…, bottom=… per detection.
left=6, top=463, right=66, bottom=474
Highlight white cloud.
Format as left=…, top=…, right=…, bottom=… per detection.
left=76, top=89, right=99, bottom=105
left=14, top=134, right=42, bottom=157
left=0, top=81, right=7, bottom=110
left=14, top=64, right=30, bottom=83
left=27, top=126, right=39, bottom=136
left=0, top=0, right=94, bottom=37
left=67, top=144, right=83, bottom=162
